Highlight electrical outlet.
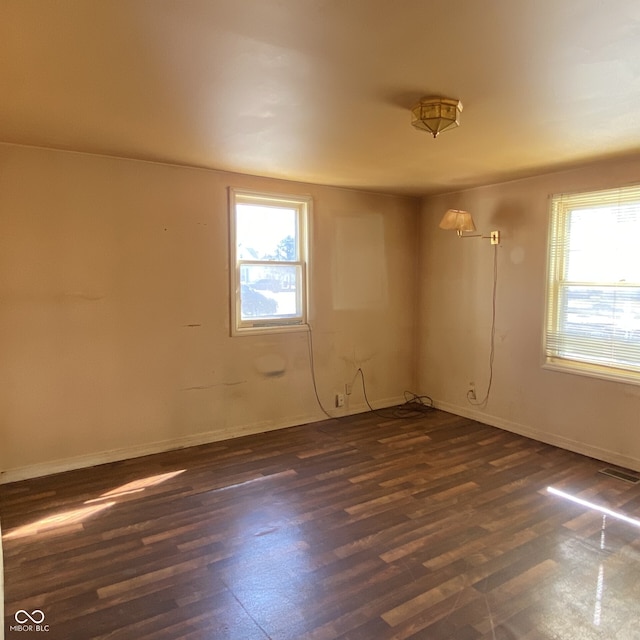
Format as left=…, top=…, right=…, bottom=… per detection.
left=345, top=382, right=352, bottom=395
left=335, top=393, right=345, bottom=408
left=468, top=382, right=476, bottom=400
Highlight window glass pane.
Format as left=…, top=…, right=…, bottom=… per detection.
left=567, top=205, right=640, bottom=282
left=561, top=286, right=640, bottom=342
left=236, top=204, right=297, bottom=261
left=230, top=188, right=309, bottom=334
left=554, top=285, right=640, bottom=371
left=240, top=264, right=302, bottom=320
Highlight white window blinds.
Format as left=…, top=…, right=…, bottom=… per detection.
left=545, top=185, right=640, bottom=383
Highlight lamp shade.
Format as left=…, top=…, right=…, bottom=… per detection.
left=439, top=209, right=476, bottom=233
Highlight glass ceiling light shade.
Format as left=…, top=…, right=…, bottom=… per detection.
left=411, top=97, right=463, bottom=138
left=439, top=209, right=476, bottom=235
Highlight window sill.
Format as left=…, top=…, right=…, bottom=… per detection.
left=543, top=357, right=640, bottom=386
left=231, top=322, right=309, bottom=337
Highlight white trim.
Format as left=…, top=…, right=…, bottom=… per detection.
left=229, top=322, right=310, bottom=337
left=0, top=396, right=406, bottom=484
left=0, top=416, right=313, bottom=484
left=544, top=187, right=640, bottom=383
left=229, top=187, right=311, bottom=336
left=434, top=399, right=640, bottom=473
left=6, top=398, right=634, bottom=484
left=343, top=395, right=407, bottom=417
left=543, top=359, right=640, bottom=387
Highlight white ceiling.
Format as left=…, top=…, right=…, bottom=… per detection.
left=2, top=0, right=640, bottom=196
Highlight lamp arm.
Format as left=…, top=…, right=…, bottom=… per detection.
left=457, top=230, right=501, bottom=244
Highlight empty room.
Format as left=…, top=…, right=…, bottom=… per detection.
left=1, top=1, right=640, bottom=639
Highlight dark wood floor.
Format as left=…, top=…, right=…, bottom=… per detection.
left=3, top=409, right=640, bottom=639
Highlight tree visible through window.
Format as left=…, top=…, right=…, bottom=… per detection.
left=229, top=189, right=310, bottom=334
left=545, top=186, right=640, bottom=383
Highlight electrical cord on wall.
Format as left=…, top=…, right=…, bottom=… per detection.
left=306, top=324, right=334, bottom=419
left=467, top=243, right=498, bottom=409
left=307, top=325, right=433, bottom=420
left=353, top=368, right=433, bottom=419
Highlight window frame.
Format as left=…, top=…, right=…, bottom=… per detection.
left=544, top=184, right=640, bottom=385
left=229, top=188, right=310, bottom=336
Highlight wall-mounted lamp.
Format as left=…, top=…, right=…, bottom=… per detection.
left=439, top=209, right=500, bottom=244
left=439, top=208, right=500, bottom=410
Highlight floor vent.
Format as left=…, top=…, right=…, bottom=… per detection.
left=599, top=467, right=640, bottom=484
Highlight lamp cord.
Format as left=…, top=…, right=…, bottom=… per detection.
left=306, top=325, right=433, bottom=420
left=306, top=324, right=334, bottom=419
left=467, top=243, right=498, bottom=409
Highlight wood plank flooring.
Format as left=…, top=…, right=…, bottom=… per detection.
left=2, top=409, right=640, bottom=639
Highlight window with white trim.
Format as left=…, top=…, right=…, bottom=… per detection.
left=229, top=188, right=309, bottom=335
left=545, top=185, right=640, bottom=384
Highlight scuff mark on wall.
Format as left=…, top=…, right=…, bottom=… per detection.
left=182, top=381, right=247, bottom=391
left=254, top=354, right=287, bottom=377
left=183, top=323, right=202, bottom=328
left=60, top=292, right=105, bottom=301
left=261, top=370, right=285, bottom=378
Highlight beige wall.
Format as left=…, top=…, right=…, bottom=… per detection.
left=418, top=158, right=640, bottom=471
left=5, top=140, right=637, bottom=483
left=0, top=143, right=418, bottom=481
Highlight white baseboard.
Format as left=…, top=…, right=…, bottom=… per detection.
left=5, top=394, right=633, bottom=486
left=434, top=399, right=640, bottom=473
left=0, top=414, right=313, bottom=484
left=0, top=395, right=406, bottom=484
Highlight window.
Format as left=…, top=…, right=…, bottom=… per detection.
left=229, top=188, right=310, bottom=335
left=545, top=185, right=640, bottom=383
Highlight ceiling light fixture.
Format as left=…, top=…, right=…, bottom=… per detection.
left=439, top=209, right=500, bottom=244
left=411, top=97, right=463, bottom=138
